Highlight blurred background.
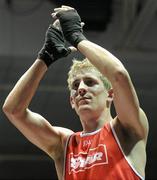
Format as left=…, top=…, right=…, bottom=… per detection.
left=0, top=0, right=156, bottom=179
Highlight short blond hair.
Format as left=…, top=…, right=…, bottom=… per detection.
left=67, top=58, right=112, bottom=91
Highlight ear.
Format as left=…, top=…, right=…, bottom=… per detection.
left=108, top=88, right=114, bottom=99
left=70, top=96, right=75, bottom=109
left=106, top=88, right=113, bottom=108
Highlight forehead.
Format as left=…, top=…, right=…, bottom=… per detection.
left=71, top=69, right=101, bottom=82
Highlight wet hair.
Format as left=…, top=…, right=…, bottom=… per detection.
left=67, top=58, right=112, bottom=91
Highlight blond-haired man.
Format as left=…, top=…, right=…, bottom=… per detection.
left=3, top=5, right=148, bottom=180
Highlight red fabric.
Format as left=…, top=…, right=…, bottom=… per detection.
left=64, top=123, right=141, bottom=180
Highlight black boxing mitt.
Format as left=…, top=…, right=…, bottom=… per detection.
left=56, top=9, right=86, bottom=48
left=38, top=24, right=71, bottom=67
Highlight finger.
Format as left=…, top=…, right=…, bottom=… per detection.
left=54, top=8, right=62, bottom=12
left=51, top=12, right=57, bottom=19
left=69, top=46, right=77, bottom=52
left=53, top=8, right=67, bottom=17
left=61, top=5, right=74, bottom=10
left=54, top=6, right=74, bottom=12
left=52, top=19, right=61, bottom=30
left=52, top=6, right=75, bottom=19
left=81, top=22, right=85, bottom=28
left=54, top=7, right=68, bottom=12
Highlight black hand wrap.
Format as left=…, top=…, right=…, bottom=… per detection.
left=57, top=9, right=86, bottom=48
left=38, top=25, right=71, bottom=67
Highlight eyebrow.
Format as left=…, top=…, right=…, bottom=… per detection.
left=73, top=75, right=99, bottom=81
left=72, top=79, right=80, bottom=84
left=71, top=76, right=99, bottom=86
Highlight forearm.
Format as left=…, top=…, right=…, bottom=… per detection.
left=3, top=59, right=47, bottom=115
left=54, top=7, right=127, bottom=82
left=3, top=19, right=73, bottom=115
left=77, top=40, right=127, bottom=82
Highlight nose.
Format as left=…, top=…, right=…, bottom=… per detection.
left=78, top=81, right=87, bottom=96
left=78, top=88, right=87, bottom=96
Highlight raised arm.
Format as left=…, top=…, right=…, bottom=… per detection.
left=54, top=6, right=149, bottom=141
left=77, top=41, right=148, bottom=140
left=2, top=22, right=74, bottom=159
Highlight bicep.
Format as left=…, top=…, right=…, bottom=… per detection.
left=9, top=109, right=72, bottom=157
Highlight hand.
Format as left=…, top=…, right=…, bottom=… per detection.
left=38, top=19, right=76, bottom=67
left=51, top=5, right=86, bottom=48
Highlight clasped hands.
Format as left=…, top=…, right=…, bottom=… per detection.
left=38, top=5, right=86, bottom=67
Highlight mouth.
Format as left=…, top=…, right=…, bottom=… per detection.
left=78, top=97, right=91, bottom=105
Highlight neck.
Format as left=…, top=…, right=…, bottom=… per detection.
left=79, top=108, right=112, bottom=133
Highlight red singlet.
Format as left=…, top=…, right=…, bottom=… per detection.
left=63, top=122, right=143, bottom=180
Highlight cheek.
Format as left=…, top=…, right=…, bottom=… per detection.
left=94, top=90, right=108, bottom=106
left=90, top=85, right=107, bottom=96
left=97, top=94, right=107, bottom=104
left=71, top=89, right=77, bottom=97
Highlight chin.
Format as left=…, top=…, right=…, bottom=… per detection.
left=77, top=105, right=93, bottom=114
